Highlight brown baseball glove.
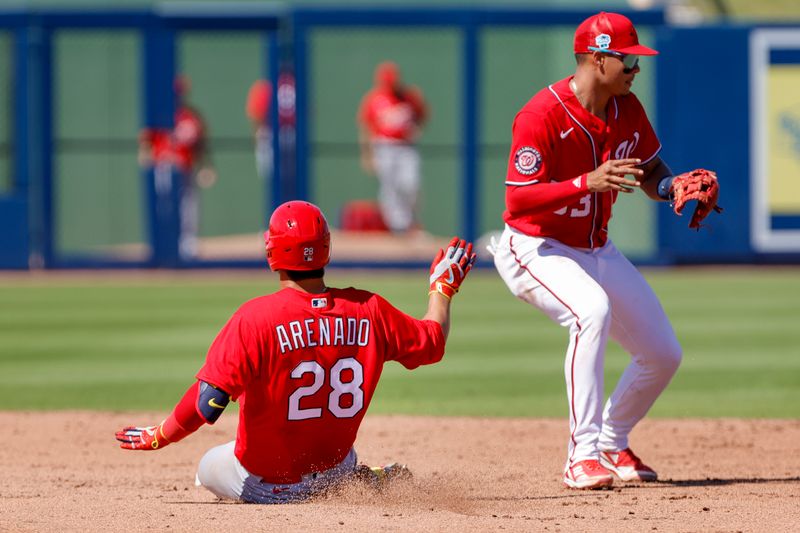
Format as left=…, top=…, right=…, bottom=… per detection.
left=670, top=169, right=722, bottom=229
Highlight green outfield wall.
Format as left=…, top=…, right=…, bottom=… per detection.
left=44, top=21, right=655, bottom=258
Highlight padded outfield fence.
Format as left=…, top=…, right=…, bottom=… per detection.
left=0, top=5, right=797, bottom=269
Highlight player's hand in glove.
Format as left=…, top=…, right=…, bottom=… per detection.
left=116, top=424, right=171, bottom=451
left=429, top=237, right=477, bottom=299
left=670, top=169, right=722, bottom=229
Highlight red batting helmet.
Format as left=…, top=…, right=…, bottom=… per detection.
left=265, top=201, right=331, bottom=271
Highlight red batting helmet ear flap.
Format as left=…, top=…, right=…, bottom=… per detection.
left=265, top=201, right=331, bottom=271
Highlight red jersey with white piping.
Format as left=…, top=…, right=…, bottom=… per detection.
left=503, top=76, right=660, bottom=248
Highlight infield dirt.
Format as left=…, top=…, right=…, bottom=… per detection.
left=1, top=412, right=798, bottom=532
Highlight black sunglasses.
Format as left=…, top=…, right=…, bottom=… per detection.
left=588, top=47, right=640, bottom=73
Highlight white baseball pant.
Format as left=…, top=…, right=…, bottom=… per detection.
left=195, top=441, right=358, bottom=504
left=154, top=162, right=198, bottom=260
left=492, top=225, right=682, bottom=468
left=254, top=125, right=273, bottom=181
left=372, top=142, right=420, bottom=232
left=179, top=174, right=199, bottom=260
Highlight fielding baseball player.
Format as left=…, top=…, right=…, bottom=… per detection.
left=139, top=75, right=216, bottom=259
left=358, top=61, right=428, bottom=233
left=246, top=79, right=273, bottom=182
left=116, top=201, right=476, bottom=503
left=490, top=12, right=721, bottom=489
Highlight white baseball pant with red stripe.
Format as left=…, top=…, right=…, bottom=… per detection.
left=491, top=225, right=682, bottom=469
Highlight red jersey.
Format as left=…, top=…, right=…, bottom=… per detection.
left=196, top=286, right=445, bottom=484
left=143, top=106, right=206, bottom=173
left=503, top=76, right=660, bottom=248
left=358, top=86, right=426, bottom=143
left=171, top=106, right=205, bottom=172
left=246, top=80, right=271, bottom=125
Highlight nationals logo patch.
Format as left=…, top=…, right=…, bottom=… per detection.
left=595, top=34, right=611, bottom=50
left=514, top=146, right=542, bottom=175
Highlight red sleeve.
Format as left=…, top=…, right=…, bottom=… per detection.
left=505, top=110, right=589, bottom=216
left=506, top=175, right=590, bottom=217
left=406, top=86, right=427, bottom=124
left=139, top=128, right=154, bottom=145
left=160, top=381, right=205, bottom=443
left=506, top=111, right=553, bottom=186
left=357, top=92, right=373, bottom=129
left=196, top=311, right=261, bottom=400
left=371, top=294, right=445, bottom=369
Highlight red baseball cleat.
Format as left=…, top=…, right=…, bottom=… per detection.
left=600, top=448, right=658, bottom=482
left=563, top=459, right=614, bottom=489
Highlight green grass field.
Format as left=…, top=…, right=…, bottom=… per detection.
left=1, top=267, right=798, bottom=417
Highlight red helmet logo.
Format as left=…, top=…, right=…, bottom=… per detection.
left=265, top=201, right=331, bottom=271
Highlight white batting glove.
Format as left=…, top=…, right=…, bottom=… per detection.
left=429, top=237, right=476, bottom=299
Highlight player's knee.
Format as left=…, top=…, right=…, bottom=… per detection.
left=195, top=442, right=240, bottom=501
left=664, top=341, right=683, bottom=372
left=578, top=297, right=611, bottom=331
left=195, top=444, right=222, bottom=482
left=651, top=338, right=683, bottom=374
left=195, top=453, right=212, bottom=487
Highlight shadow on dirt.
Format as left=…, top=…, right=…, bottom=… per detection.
left=656, top=476, right=800, bottom=487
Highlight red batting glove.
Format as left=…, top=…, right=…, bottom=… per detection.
left=116, top=423, right=171, bottom=451
left=428, top=237, right=477, bottom=300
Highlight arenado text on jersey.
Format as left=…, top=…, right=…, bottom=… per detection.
left=275, top=317, right=371, bottom=354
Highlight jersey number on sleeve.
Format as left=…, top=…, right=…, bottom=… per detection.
left=287, top=357, right=364, bottom=420
left=554, top=193, right=591, bottom=217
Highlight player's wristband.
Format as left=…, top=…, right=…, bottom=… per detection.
left=158, top=423, right=170, bottom=442
left=657, top=176, right=674, bottom=200
left=428, top=289, right=452, bottom=301
left=429, top=282, right=457, bottom=300
left=159, top=412, right=195, bottom=444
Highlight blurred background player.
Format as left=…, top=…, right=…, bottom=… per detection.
left=116, top=201, right=476, bottom=504
left=357, top=61, right=428, bottom=234
left=490, top=12, right=719, bottom=489
left=139, top=74, right=217, bottom=259
left=246, top=79, right=273, bottom=182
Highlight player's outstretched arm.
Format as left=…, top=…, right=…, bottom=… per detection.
left=425, top=237, right=477, bottom=339
left=115, top=380, right=229, bottom=451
